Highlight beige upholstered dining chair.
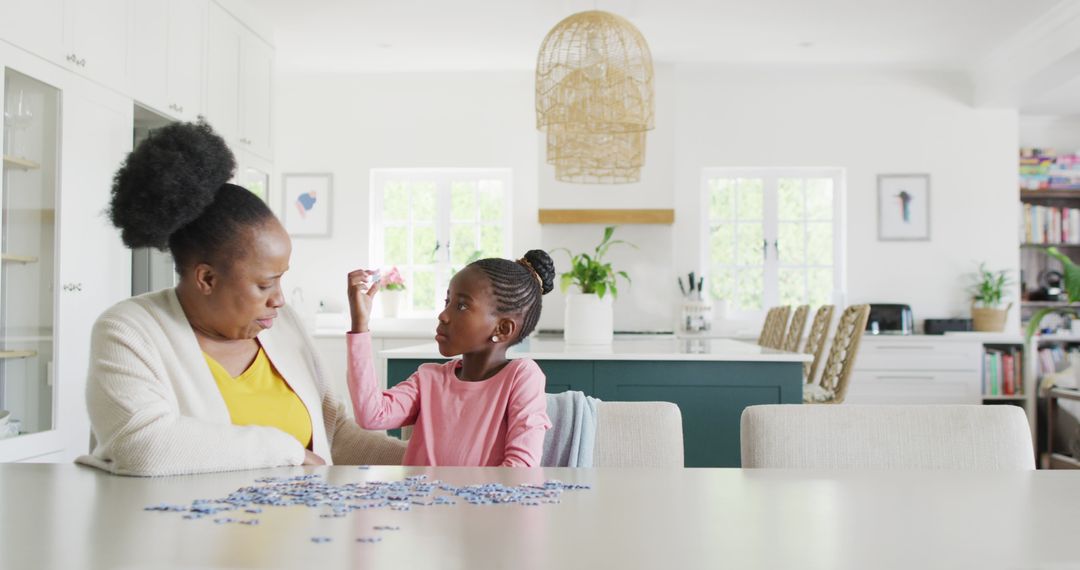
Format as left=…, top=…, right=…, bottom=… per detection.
left=740, top=404, right=1035, bottom=470
left=802, top=304, right=834, bottom=384
left=757, top=305, right=791, bottom=350
left=593, top=401, right=684, bottom=467
left=803, top=304, right=870, bottom=403
left=780, top=305, right=809, bottom=353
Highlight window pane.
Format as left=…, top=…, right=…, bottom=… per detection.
left=411, top=182, right=437, bottom=222
left=412, top=270, right=436, bottom=312
left=451, top=224, right=478, bottom=264
left=451, top=181, right=477, bottom=222
left=413, top=225, right=437, bottom=264
left=478, top=180, right=503, bottom=222
left=479, top=225, right=503, bottom=258
left=808, top=268, right=833, bottom=306
left=777, top=178, right=803, bottom=221
left=778, top=222, right=805, bottom=265
left=806, top=178, right=833, bottom=220
left=384, top=227, right=408, bottom=265
left=806, top=222, right=834, bottom=265
left=735, top=223, right=764, bottom=266
left=710, top=224, right=735, bottom=266
left=709, top=267, right=735, bottom=303
left=737, top=178, right=763, bottom=220
left=383, top=181, right=408, bottom=221
left=736, top=268, right=763, bottom=311
left=779, top=268, right=805, bottom=305
left=708, top=179, right=734, bottom=220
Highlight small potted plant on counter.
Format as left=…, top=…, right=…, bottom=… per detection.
left=553, top=226, right=634, bottom=344
left=969, top=262, right=1013, bottom=332
left=379, top=267, right=407, bottom=318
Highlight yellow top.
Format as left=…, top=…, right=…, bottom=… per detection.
left=204, top=347, right=312, bottom=448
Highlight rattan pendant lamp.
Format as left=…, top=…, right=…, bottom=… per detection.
left=535, top=10, right=655, bottom=184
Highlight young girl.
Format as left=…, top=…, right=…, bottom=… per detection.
left=346, top=250, right=555, bottom=467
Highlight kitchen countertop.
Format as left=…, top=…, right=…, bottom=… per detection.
left=380, top=336, right=812, bottom=362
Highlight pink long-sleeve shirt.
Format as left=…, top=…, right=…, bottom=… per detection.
left=347, top=333, right=551, bottom=467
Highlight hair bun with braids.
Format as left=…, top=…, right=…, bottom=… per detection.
left=523, top=249, right=555, bottom=295
left=108, top=119, right=236, bottom=250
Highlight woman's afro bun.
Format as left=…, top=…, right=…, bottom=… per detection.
left=108, top=119, right=235, bottom=250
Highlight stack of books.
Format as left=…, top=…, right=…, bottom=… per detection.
left=984, top=346, right=1022, bottom=396
left=1021, top=148, right=1080, bottom=191
left=1021, top=203, right=1080, bottom=243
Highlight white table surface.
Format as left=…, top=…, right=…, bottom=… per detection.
left=381, top=336, right=812, bottom=362
left=3, top=464, right=1080, bottom=569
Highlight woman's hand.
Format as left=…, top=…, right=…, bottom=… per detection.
left=302, top=449, right=326, bottom=465
left=347, top=269, right=381, bottom=333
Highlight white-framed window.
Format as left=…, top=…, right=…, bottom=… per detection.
left=701, top=168, right=845, bottom=320
left=370, top=169, right=512, bottom=316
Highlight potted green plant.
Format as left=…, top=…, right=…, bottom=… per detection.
left=969, top=262, right=1013, bottom=332
left=552, top=226, right=634, bottom=344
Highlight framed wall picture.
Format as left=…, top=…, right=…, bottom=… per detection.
left=877, top=174, right=930, bottom=241
left=282, top=173, right=332, bottom=237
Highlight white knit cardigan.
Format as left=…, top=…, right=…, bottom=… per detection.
left=76, top=288, right=405, bottom=476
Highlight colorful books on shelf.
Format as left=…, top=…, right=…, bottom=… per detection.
left=1034, top=345, right=1079, bottom=378
left=983, top=347, right=1022, bottom=396
left=1020, top=148, right=1080, bottom=191
left=1020, top=203, right=1080, bottom=244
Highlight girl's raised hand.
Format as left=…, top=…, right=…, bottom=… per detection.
left=347, top=268, right=381, bottom=333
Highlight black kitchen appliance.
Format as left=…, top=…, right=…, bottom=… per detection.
left=865, top=304, right=914, bottom=335
left=924, top=318, right=973, bottom=335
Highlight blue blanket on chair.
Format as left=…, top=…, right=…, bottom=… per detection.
left=541, top=391, right=599, bottom=467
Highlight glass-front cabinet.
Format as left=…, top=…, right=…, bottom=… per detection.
left=1, top=68, right=60, bottom=444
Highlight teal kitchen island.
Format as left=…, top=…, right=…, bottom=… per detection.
left=382, top=336, right=810, bottom=467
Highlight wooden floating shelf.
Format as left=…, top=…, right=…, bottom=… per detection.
left=0, top=350, right=37, bottom=360
left=538, top=209, right=675, bottom=225
left=982, top=395, right=1027, bottom=401
left=2, top=155, right=41, bottom=171
left=1020, top=243, right=1080, bottom=248
left=0, top=253, right=39, bottom=263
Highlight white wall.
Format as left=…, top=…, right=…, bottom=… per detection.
left=1019, top=115, right=1080, bottom=151
left=673, top=66, right=1020, bottom=331
left=276, top=65, right=1022, bottom=333
left=274, top=71, right=539, bottom=315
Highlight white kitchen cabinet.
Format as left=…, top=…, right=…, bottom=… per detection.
left=62, top=0, right=130, bottom=91
left=130, top=0, right=206, bottom=122
left=129, top=0, right=169, bottom=109
left=238, top=27, right=272, bottom=159
left=166, top=0, right=206, bottom=122
left=845, top=336, right=984, bottom=405
left=0, top=0, right=64, bottom=64
left=204, top=2, right=272, bottom=158
left=0, top=44, right=131, bottom=462
left=55, top=76, right=133, bottom=461
left=204, top=1, right=241, bottom=141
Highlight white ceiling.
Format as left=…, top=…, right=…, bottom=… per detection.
left=261, top=0, right=1064, bottom=74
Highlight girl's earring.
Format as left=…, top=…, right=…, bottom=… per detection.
left=491, top=335, right=499, bottom=343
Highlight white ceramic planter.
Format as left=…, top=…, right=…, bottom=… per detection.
left=381, top=290, right=404, bottom=318
left=564, top=292, right=614, bottom=344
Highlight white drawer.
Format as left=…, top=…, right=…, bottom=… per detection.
left=844, top=370, right=981, bottom=405
left=854, top=340, right=981, bottom=371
